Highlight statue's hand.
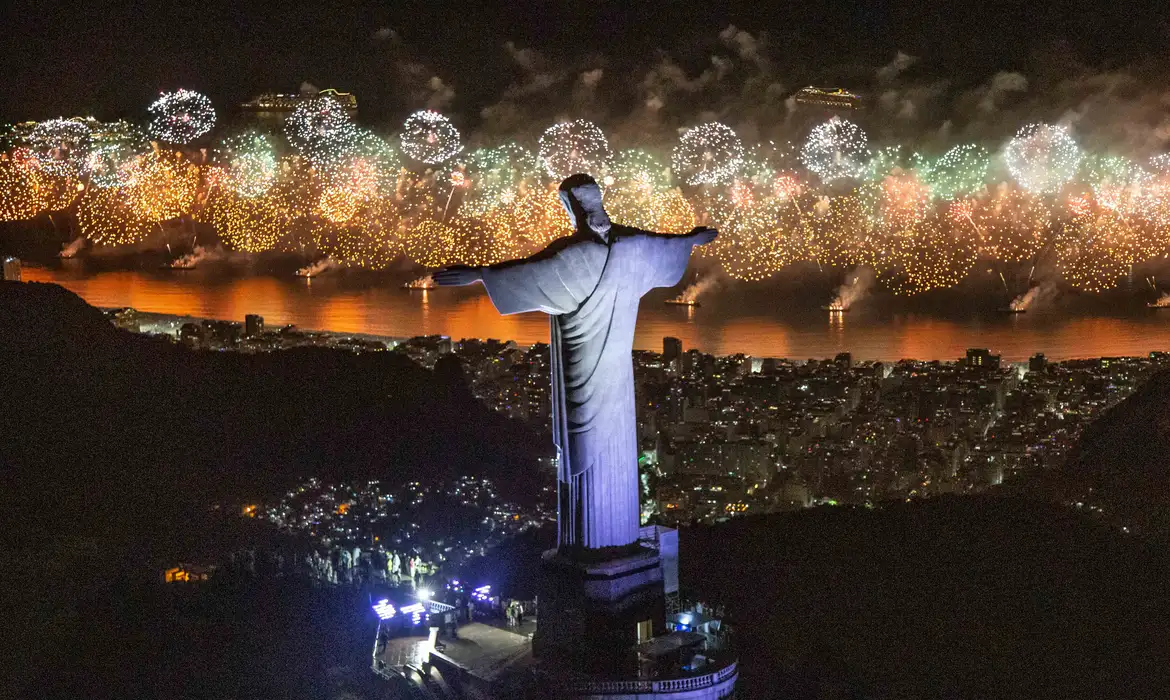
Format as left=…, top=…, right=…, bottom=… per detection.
left=687, top=227, right=718, bottom=245
left=433, top=265, right=483, bottom=286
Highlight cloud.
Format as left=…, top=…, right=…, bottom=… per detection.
left=427, top=76, right=455, bottom=110
left=580, top=68, right=603, bottom=89
left=377, top=27, right=1170, bottom=161
left=877, top=51, right=919, bottom=83
left=977, top=71, right=1028, bottom=113
left=718, top=25, right=767, bottom=69
left=394, top=63, right=457, bottom=112
left=503, top=41, right=538, bottom=71
left=877, top=82, right=949, bottom=122
left=373, top=26, right=397, bottom=42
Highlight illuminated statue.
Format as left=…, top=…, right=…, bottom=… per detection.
left=435, top=174, right=716, bottom=549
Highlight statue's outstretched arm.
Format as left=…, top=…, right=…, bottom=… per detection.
left=434, top=236, right=606, bottom=316
left=639, top=226, right=719, bottom=245
left=432, top=234, right=583, bottom=286
left=635, top=227, right=718, bottom=292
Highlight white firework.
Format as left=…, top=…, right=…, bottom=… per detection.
left=147, top=89, right=216, bottom=144
left=800, top=117, right=869, bottom=183
left=671, top=122, right=744, bottom=186
left=400, top=110, right=463, bottom=165
left=537, top=120, right=612, bottom=179
left=28, top=118, right=92, bottom=176
left=1003, top=123, right=1081, bottom=194
left=284, top=97, right=356, bottom=164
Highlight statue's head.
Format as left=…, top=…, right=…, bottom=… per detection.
left=558, top=174, right=612, bottom=240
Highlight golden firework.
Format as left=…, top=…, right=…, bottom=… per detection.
left=77, top=187, right=154, bottom=245
left=122, top=149, right=199, bottom=221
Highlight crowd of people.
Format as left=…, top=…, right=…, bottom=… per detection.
left=220, top=543, right=439, bottom=591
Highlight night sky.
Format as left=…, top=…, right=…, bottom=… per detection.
left=1, top=0, right=1167, bottom=127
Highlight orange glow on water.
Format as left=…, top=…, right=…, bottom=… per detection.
left=21, top=266, right=1170, bottom=361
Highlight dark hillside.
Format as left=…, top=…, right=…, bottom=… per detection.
left=0, top=281, right=544, bottom=546
left=682, top=496, right=1170, bottom=699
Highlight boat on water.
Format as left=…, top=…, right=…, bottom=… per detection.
left=665, top=298, right=700, bottom=307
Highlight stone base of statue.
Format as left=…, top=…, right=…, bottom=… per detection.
left=533, top=545, right=666, bottom=674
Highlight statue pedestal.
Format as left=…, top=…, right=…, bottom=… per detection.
left=533, top=547, right=665, bottom=674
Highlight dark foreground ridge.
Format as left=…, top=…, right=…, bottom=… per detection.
left=0, top=281, right=544, bottom=541
left=681, top=496, right=1170, bottom=699
left=1054, top=368, right=1170, bottom=539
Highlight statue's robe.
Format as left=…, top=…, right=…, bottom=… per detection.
left=481, top=225, right=695, bottom=549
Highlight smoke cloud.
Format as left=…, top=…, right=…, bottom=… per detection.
left=296, top=257, right=340, bottom=278
left=668, top=272, right=722, bottom=304
left=877, top=51, right=919, bottom=83
left=405, top=274, right=435, bottom=290
left=831, top=267, right=876, bottom=310
left=58, top=237, right=85, bottom=258
left=1009, top=282, right=1059, bottom=311
left=169, top=244, right=230, bottom=269
left=377, top=27, right=1170, bottom=163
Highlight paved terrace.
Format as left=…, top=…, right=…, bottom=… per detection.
left=375, top=622, right=533, bottom=684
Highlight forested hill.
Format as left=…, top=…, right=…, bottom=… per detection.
left=0, top=280, right=545, bottom=547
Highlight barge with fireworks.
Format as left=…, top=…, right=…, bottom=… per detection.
left=403, top=277, right=436, bottom=291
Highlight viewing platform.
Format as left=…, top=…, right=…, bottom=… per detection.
left=372, top=592, right=736, bottom=699
left=373, top=621, right=534, bottom=698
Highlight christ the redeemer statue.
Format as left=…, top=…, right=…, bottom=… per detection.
left=434, top=174, right=716, bottom=551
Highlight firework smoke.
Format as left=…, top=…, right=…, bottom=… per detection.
left=295, top=257, right=339, bottom=278
left=1148, top=293, right=1170, bottom=308
left=169, top=244, right=228, bottom=269
left=404, top=274, right=436, bottom=290
left=1009, top=282, right=1058, bottom=311
left=829, top=267, right=875, bottom=310
left=667, top=273, right=720, bottom=304
left=58, top=237, right=85, bottom=258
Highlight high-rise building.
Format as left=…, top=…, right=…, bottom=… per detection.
left=244, top=314, right=264, bottom=338
left=178, top=323, right=204, bottom=348
left=2, top=257, right=21, bottom=282
left=663, top=336, right=682, bottom=364
left=1029, top=353, right=1048, bottom=374
left=835, top=352, right=853, bottom=370
left=966, top=348, right=1001, bottom=370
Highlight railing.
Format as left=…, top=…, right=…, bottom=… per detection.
left=422, top=599, right=455, bottom=613
left=572, top=660, right=737, bottom=695
left=371, top=662, right=398, bottom=681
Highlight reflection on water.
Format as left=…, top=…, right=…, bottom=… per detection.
left=21, top=265, right=1170, bottom=361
